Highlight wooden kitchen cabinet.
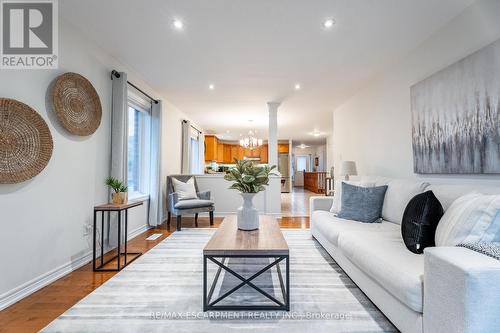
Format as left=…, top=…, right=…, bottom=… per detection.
left=230, top=145, right=239, bottom=163
left=278, top=143, right=289, bottom=153
left=223, top=145, right=232, bottom=163
left=237, top=146, right=245, bottom=160
left=205, top=135, right=218, bottom=161
left=217, top=143, right=224, bottom=162
left=260, top=144, right=268, bottom=163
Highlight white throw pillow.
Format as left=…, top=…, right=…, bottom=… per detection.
left=172, top=177, right=198, bottom=200
left=435, top=192, right=500, bottom=246
left=329, top=180, right=375, bottom=213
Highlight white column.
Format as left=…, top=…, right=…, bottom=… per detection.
left=267, top=102, right=280, bottom=167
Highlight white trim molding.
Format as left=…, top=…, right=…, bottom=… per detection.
left=0, top=223, right=151, bottom=311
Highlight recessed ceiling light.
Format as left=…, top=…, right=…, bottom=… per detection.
left=323, top=18, right=335, bottom=29
left=208, top=84, right=215, bottom=90
left=173, top=19, right=184, bottom=30
left=297, top=144, right=310, bottom=149
left=313, top=131, right=321, bottom=137
left=294, top=83, right=301, bottom=90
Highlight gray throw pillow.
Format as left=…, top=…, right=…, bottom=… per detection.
left=337, top=182, right=388, bottom=223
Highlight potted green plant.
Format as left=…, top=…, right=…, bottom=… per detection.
left=224, top=159, right=277, bottom=230
left=105, top=177, right=128, bottom=204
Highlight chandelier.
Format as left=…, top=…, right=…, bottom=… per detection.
left=239, top=130, right=263, bottom=150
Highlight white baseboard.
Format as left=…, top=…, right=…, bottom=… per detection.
left=0, top=223, right=151, bottom=311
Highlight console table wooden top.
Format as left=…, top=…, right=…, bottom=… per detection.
left=94, top=201, right=143, bottom=211
left=204, top=215, right=289, bottom=256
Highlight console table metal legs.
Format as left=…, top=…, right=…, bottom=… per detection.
left=203, top=254, right=290, bottom=311
left=92, top=204, right=143, bottom=272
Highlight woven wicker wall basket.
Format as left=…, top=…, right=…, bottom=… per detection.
left=0, top=98, right=53, bottom=184
left=52, top=72, right=102, bottom=136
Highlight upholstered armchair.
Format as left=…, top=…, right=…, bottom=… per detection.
left=166, top=175, right=214, bottom=231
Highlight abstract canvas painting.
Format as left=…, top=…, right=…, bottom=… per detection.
left=411, top=39, right=500, bottom=174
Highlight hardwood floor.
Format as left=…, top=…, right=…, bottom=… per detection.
left=0, top=216, right=309, bottom=333
left=281, top=187, right=319, bottom=217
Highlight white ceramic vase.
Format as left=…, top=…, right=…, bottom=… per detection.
left=237, top=192, right=259, bottom=230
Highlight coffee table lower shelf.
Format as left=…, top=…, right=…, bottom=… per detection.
left=203, top=253, right=290, bottom=311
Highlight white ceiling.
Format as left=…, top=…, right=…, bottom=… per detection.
left=60, top=0, right=475, bottom=144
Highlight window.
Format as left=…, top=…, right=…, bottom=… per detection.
left=189, top=127, right=201, bottom=174
left=127, top=91, right=151, bottom=197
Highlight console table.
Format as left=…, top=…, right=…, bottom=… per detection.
left=93, top=201, right=143, bottom=271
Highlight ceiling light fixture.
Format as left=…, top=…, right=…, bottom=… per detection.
left=313, top=131, right=321, bottom=137
left=323, top=18, right=335, bottom=29
left=240, top=130, right=263, bottom=150
left=208, top=84, right=215, bottom=90
left=173, top=19, right=184, bottom=30
left=294, top=83, right=301, bottom=90
left=297, top=144, right=310, bottom=149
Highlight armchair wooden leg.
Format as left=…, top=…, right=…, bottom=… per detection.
left=195, top=213, right=198, bottom=227
left=167, top=212, right=171, bottom=226
left=209, top=211, right=214, bottom=226
left=176, top=215, right=182, bottom=231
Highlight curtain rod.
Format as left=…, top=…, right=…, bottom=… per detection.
left=183, top=119, right=202, bottom=134
left=111, top=70, right=159, bottom=104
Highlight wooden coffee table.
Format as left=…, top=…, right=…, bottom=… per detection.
left=203, top=215, right=290, bottom=311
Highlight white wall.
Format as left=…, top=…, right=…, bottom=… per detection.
left=0, top=18, right=194, bottom=309
left=333, top=0, right=500, bottom=186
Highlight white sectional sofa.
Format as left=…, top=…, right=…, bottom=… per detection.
left=310, top=178, right=500, bottom=333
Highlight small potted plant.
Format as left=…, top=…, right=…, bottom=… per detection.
left=105, top=177, right=128, bottom=204
left=224, top=160, right=277, bottom=230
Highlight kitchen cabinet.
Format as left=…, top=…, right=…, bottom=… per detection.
left=278, top=143, right=289, bottom=153
left=223, top=145, right=232, bottom=163
left=230, top=145, right=239, bottom=163
left=260, top=144, right=268, bottom=163
left=217, top=143, right=224, bottom=162
left=205, top=135, right=218, bottom=161
left=204, top=138, right=273, bottom=164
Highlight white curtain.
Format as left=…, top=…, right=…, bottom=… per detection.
left=109, top=71, right=128, bottom=247
left=148, top=101, right=162, bottom=226
left=110, top=71, right=128, bottom=185
left=198, top=132, right=205, bottom=174
left=181, top=120, right=191, bottom=174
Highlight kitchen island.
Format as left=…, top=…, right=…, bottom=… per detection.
left=195, top=173, right=281, bottom=216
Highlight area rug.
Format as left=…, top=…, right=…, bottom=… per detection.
left=41, top=229, right=397, bottom=332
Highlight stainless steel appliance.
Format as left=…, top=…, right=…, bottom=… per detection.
left=278, top=153, right=290, bottom=193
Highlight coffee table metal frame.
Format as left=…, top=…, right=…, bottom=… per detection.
left=203, top=253, right=290, bottom=311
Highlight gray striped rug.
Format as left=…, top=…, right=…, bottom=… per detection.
left=42, top=229, right=397, bottom=332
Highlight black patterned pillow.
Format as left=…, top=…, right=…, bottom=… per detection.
left=401, top=190, right=444, bottom=254
left=458, top=242, right=500, bottom=260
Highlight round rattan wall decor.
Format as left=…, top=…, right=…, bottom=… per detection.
left=0, top=98, right=53, bottom=184
left=52, top=72, right=102, bottom=136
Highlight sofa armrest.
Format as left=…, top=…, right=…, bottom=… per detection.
left=309, top=196, right=333, bottom=214
left=167, top=192, right=179, bottom=213
left=423, top=247, right=500, bottom=333
left=197, top=190, right=211, bottom=200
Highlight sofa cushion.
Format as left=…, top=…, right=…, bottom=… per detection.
left=338, top=227, right=425, bottom=313
left=174, top=199, right=214, bottom=209
left=381, top=179, right=429, bottom=224
left=337, top=183, right=388, bottom=223
left=435, top=192, right=500, bottom=246
left=329, top=180, right=375, bottom=213
left=312, top=210, right=399, bottom=247
left=427, top=184, right=500, bottom=211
